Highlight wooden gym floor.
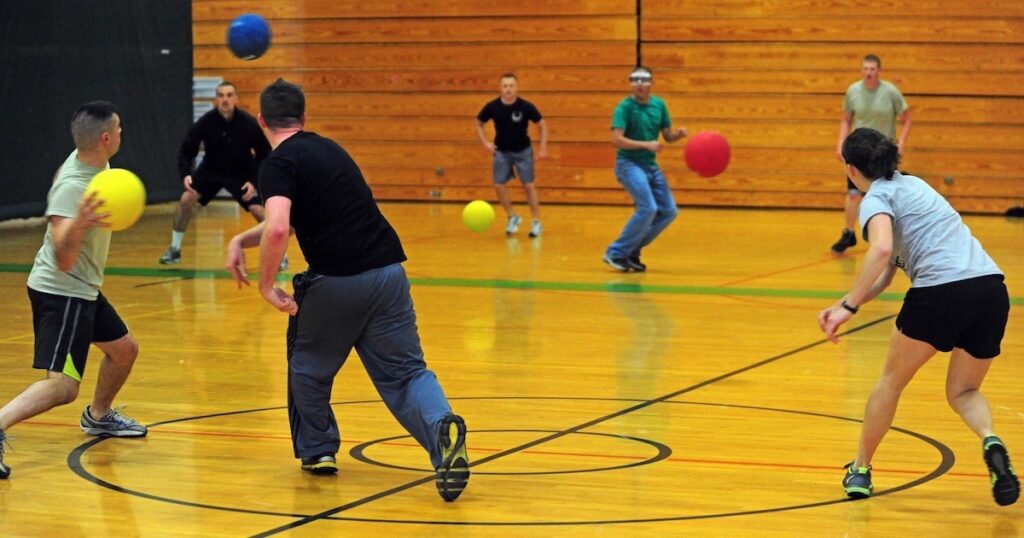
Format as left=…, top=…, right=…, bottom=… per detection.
left=0, top=201, right=1021, bottom=536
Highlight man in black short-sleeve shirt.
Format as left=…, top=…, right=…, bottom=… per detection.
left=475, top=73, right=547, bottom=237
left=257, top=131, right=405, bottom=276
left=225, top=79, right=470, bottom=502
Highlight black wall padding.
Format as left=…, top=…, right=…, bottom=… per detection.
left=0, top=0, right=193, bottom=221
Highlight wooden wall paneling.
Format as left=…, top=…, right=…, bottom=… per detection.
left=219, top=93, right=1024, bottom=125
left=195, top=42, right=636, bottom=70
left=193, top=68, right=1024, bottom=97
left=642, top=18, right=1024, bottom=44
left=193, top=0, right=636, bottom=20
left=642, top=0, right=1024, bottom=18
left=191, top=1, right=1024, bottom=212
left=194, top=17, right=637, bottom=45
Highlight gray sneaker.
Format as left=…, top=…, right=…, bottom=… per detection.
left=505, top=214, right=521, bottom=235
left=80, top=405, right=148, bottom=437
left=0, top=429, right=10, bottom=479
left=159, top=246, right=181, bottom=265
left=529, top=220, right=542, bottom=238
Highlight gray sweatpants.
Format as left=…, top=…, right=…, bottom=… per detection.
left=286, top=263, right=453, bottom=468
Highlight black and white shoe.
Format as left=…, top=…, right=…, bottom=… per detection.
left=983, top=435, right=1020, bottom=506
left=435, top=415, right=469, bottom=502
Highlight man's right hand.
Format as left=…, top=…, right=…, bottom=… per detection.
left=183, top=175, right=196, bottom=193
left=75, top=191, right=111, bottom=230
left=224, top=237, right=249, bottom=288
left=483, top=142, right=496, bottom=154
left=648, top=141, right=664, bottom=153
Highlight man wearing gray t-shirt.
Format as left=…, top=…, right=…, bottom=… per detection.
left=0, top=102, right=147, bottom=480
left=831, top=54, right=912, bottom=253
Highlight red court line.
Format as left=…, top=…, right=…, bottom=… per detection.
left=719, top=294, right=822, bottom=311
left=717, top=255, right=838, bottom=288
left=24, top=419, right=988, bottom=478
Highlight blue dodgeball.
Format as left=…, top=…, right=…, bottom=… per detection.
left=227, top=14, right=271, bottom=60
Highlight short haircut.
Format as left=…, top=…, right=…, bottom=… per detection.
left=216, top=81, right=237, bottom=93
left=259, top=78, right=305, bottom=129
left=863, top=54, right=882, bottom=68
left=500, top=73, right=517, bottom=81
left=842, top=127, right=900, bottom=181
left=70, top=101, right=119, bottom=149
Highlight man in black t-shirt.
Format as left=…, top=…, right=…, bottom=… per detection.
left=158, top=82, right=286, bottom=269
left=224, top=79, right=470, bottom=502
left=475, top=73, right=547, bottom=237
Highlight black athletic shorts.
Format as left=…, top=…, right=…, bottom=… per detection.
left=896, top=274, right=1009, bottom=359
left=192, top=167, right=262, bottom=209
left=28, top=287, right=128, bottom=381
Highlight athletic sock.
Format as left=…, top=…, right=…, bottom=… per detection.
left=171, top=230, right=185, bottom=250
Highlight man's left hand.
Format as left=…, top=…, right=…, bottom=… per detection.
left=261, top=286, right=298, bottom=316
left=241, top=182, right=256, bottom=202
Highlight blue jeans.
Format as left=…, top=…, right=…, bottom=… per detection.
left=606, top=158, right=678, bottom=259
left=287, top=264, right=453, bottom=468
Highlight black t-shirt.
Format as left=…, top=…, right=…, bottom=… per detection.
left=258, top=131, right=406, bottom=276
left=177, top=108, right=271, bottom=181
left=476, top=97, right=543, bottom=152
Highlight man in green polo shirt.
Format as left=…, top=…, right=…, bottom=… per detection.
left=603, top=66, right=688, bottom=272
left=831, top=54, right=911, bottom=253
left=0, top=101, right=147, bottom=480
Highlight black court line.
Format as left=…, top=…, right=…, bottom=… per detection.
left=250, top=314, right=898, bottom=536
left=349, top=429, right=673, bottom=476
left=68, top=391, right=950, bottom=525
left=133, top=276, right=193, bottom=288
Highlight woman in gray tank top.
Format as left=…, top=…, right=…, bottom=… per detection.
left=818, top=127, right=1018, bottom=506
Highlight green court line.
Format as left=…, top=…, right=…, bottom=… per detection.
left=1, top=263, right=1020, bottom=304
left=0, top=263, right=292, bottom=283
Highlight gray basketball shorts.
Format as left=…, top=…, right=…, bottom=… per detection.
left=493, top=147, right=535, bottom=184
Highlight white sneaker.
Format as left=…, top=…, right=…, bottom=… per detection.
left=505, top=214, right=521, bottom=235
left=529, top=220, right=542, bottom=238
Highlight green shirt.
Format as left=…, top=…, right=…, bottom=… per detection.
left=843, top=80, right=909, bottom=139
left=27, top=151, right=111, bottom=300
left=612, top=95, right=671, bottom=165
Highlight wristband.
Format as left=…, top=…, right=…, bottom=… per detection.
left=841, top=301, right=859, bottom=314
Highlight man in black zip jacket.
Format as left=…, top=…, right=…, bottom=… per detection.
left=158, top=81, right=282, bottom=268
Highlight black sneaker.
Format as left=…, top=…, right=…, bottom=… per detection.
left=435, top=414, right=469, bottom=502
left=983, top=435, right=1020, bottom=506
left=626, top=256, right=646, bottom=272
left=80, top=405, right=148, bottom=437
left=0, top=428, right=10, bottom=479
left=831, top=229, right=857, bottom=253
left=159, top=246, right=181, bottom=265
left=842, top=461, right=873, bottom=499
left=603, top=255, right=630, bottom=272
left=300, top=454, right=338, bottom=475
